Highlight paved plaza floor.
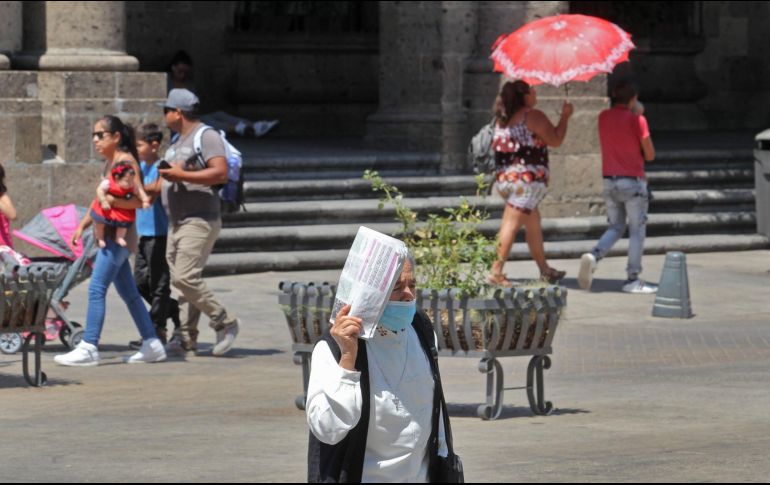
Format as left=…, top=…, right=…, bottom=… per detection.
left=1, top=251, right=769, bottom=482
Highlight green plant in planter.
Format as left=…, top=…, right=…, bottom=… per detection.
left=363, top=170, right=497, bottom=298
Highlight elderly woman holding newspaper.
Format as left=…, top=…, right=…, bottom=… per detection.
left=306, top=251, right=463, bottom=483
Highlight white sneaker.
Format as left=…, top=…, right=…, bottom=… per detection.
left=578, top=253, right=597, bottom=290
left=252, top=120, right=278, bottom=137
left=54, top=341, right=100, bottom=367
left=212, top=319, right=240, bottom=357
left=124, top=338, right=167, bottom=364
left=621, top=279, right=658, bottom=294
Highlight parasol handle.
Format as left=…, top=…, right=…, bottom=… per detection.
left=565, top=83, right=570, bottom=101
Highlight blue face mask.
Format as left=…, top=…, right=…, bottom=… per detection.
left=379, top=300, right=417, bottom=333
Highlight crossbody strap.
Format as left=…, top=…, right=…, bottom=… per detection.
left=415, top=314, right=455, bottom=457
left=431, top=345, right=455, bottom=456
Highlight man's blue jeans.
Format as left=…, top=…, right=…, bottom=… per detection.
left=83, top=239, right=157, bottom=346
left=592, top=177, right=649, bottom=280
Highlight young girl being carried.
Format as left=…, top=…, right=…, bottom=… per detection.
left=91, top=161, right=150, bottom=248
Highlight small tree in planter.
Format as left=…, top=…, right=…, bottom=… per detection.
left=363, top=171, right=495, bottom=298
left=363, top=170, right=567, bottom=419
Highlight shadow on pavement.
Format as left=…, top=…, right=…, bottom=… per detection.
left=558, top=277, right=639, bottom=294
left=193, top=347, right=285, bottom=359
left=0, top=372, right=83, bottom=389
left=447, top=402, right=590, bottom=420
left=39, top=344, right=134, bottom=354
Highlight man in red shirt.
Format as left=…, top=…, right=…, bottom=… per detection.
left=578, top=82, right=657, bottom=293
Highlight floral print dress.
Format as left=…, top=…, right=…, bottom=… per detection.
left=492, top=112, right=549, bottom=214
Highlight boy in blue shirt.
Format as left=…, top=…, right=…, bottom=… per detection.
left=129, top=123, right=180, bottom=349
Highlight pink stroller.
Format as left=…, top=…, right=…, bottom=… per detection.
left=0, top=205, right=96, bottom=354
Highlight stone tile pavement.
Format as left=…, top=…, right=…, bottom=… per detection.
left=1, top=251, right=769, bottom=482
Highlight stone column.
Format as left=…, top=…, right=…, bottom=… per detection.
left=0, top=2, right=41, bottom=165
left=0, top=73, right=42, bottom=165
left=365, top=2, right=445, bottom=156
left=0, top=1, right=23, bottom=69
left=440, top=2, right=478, bottom=172
left=15, top=1, right=138, bottom=71
left=366, top=2, right=482, bottom=173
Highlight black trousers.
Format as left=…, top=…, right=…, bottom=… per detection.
left=134, top=235, right=180, bottom=332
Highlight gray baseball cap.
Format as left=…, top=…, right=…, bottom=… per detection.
left=159, top=88, right=200, bottom=111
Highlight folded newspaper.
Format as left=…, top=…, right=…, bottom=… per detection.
left=330, top=226, right=409, bottom=340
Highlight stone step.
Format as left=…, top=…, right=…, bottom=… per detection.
left=210, top=137, right=762, bottom=276
left=646, top=168, right=754, bottom=189
left=241, top=152, right=442, bottom=180
left=644, top=151, right=754, bottom=173
left=203, top=233, right=770, bottom=276
left=646, top=189, right=755, bottom=212
left=240, top=151, right=753, bottom=175
left=242, top=169, right=754, bottom=203
left=225, top=190, right=756, bottom=227
left=243, top=175, right=480, bottom=202
left=214, top=211, right=757, bottom=253
left=233, top=134, right=754, bottom=185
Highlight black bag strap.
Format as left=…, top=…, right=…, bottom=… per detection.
left=413, top=312, right=455, bottom=458
left=431, top=345, right=455, bottom=457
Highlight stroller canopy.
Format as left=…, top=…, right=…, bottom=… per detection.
left=14, top=205, right=95, bottom=261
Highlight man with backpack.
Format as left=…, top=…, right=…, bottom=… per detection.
left=157, top=88, right=241, bottom=356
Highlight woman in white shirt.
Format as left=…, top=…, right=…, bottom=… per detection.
left=306, top=257, right=451, bottom=483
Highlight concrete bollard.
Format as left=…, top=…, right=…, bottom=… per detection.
left=652, top=252, right=693, bottom=319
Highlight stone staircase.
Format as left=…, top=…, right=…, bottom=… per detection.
left=205, top=135, right=768, bottom=275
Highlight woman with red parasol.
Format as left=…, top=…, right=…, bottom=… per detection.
left=487, top=80, right=573, bottom=286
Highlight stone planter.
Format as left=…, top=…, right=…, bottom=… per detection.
left=278, top=281, right=567, bottom=420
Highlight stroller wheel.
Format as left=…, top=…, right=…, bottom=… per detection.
left=0, top=332, right=23, bottom=354
left=68, top=329, right=84, bottom=350
left=59, top=321, right=83, bottom=349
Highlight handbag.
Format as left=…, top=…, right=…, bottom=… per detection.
left=430, top=352, right=465, bottom=483
left=433, top=397, right=464, bottom=483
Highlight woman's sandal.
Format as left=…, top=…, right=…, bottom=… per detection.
left=487, top=272, right=514, bottom=288
left=540, top=267, right=566, bottom=284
